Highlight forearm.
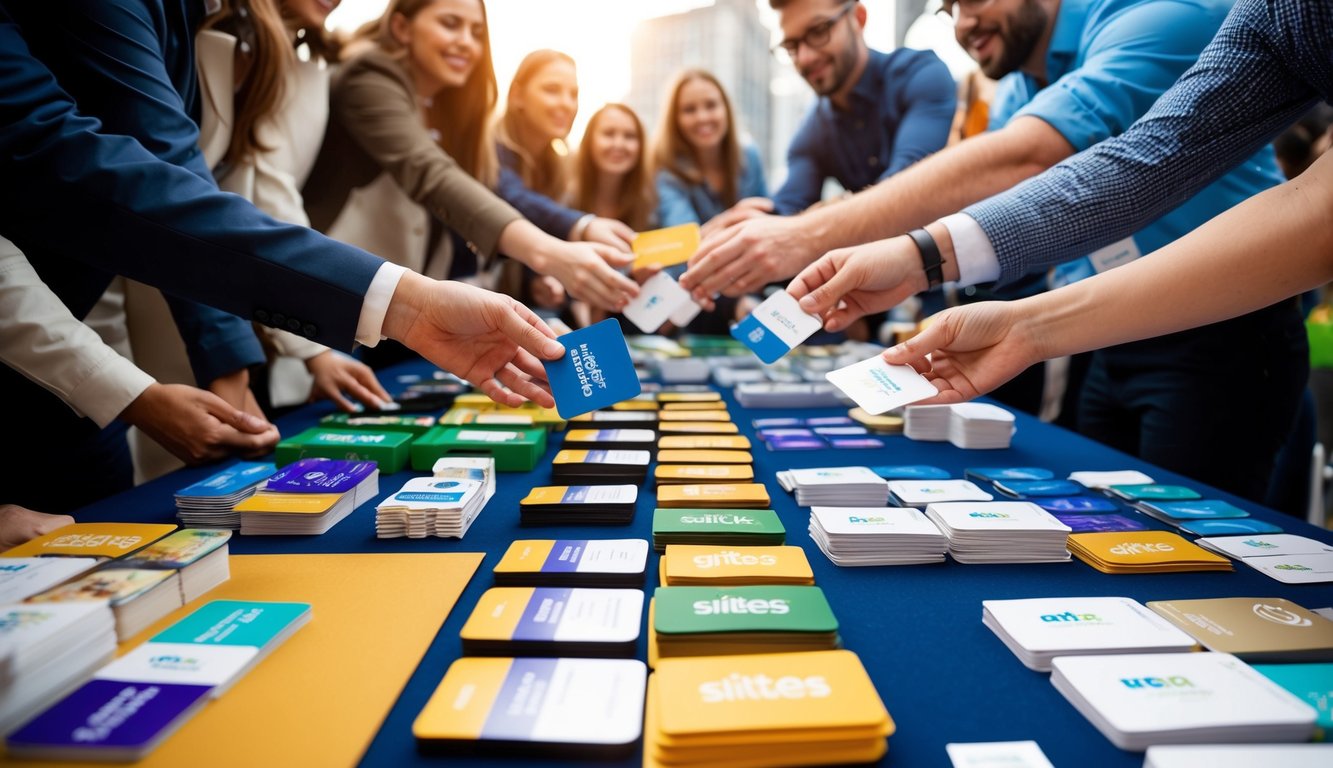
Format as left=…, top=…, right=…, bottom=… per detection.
left=495, top=219, right=554, bottom=273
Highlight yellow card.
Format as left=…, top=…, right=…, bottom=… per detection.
left=2, top=523, right=177, bottom=559
left=632, top=223, right=700, bottom=271
left=658, top=484, right=771, bottom=508
left=660, top=402, right=728, bottom=412
left=656, top=465, right=755, bottom=483
left=659, top=435, right=752, bottom=451
left=662, top=544, right=812, bottom=585
left=656, top=450, right=753, bottom=465
left=658, top=422, right=740, bottom=435
left=233, top=493, right=341, bottom=515
left=1069, top=530, right=1231, bottom=566
left=459, top=587, right=534, bottom=641
left=658, top=411, right=732, bottom=423
left=612, top=400, right=660, bottom=411
left=658, top=392, right=723, bottom=403
left=454, top=393, right=500, bottom=410
left=521, top=486, right=574, bottom=506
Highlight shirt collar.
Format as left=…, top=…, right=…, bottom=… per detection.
left=833, top=47, right=889, bottom=114
left=1045, top=0, right=1093, bottom=83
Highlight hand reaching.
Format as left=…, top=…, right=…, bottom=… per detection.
left=582, top=217, right=636, bottom=252
left=543, top=240, right=638, bottom=312
left=681, top=214, right=815, bottom=303
left=0, top=504, right=74, bottom=551
left=699, top=197, right=774, bottom=239
left=120, top=382, right=280, bottom=462
left=305, top=350, right=392, bottom=412
left=786, top=235, right=927, bottom=332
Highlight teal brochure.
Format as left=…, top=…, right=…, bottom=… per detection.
left=152, top=600, right=311, bottom=648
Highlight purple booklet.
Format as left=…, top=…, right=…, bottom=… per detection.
left=264, top=458, right=377, bottom=494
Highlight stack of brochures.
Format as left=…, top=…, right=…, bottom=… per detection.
left=491, top=539, right=650, bottom=588
left=111, top=529, right=232, bottom=604
left=550, top=449, right=650, bottom=485
left=1147, top=597, right=1333, bottom=662
left=660, top=545, right=814, bottom=586
left=889, top=479, right=994, bottom=508
left=808, top=506, right=948, bottom=566
left=651, top=508, right=785, bottom=551
left=645, top=651, right=893, bottom=766
left=1193, top=534, right=1333, bottom=584
left=30, top=568, right=181, bottom=642
left=519, top=485, right=638, bottom=525
left=0, top=557, right=100, bottom=603
left=1144, top=745, right=1333, bottom=768
left=734, top=381, right=845, bottom=408
left=459, top=587, right=643, bottom=658
left=1067, top=531, right=1232, bottom=574
left=413, top=657, right=646, bottom=758
left=1050, top=652, right=1317, bottom=750
left=981, top=596, right=1197, bottom=671
left=925, top=502, right=1072, bottom=564
left=775, top=466, right=890, bottom=506
left=0, top=602, right=116, bottom=734
left=375, top=457, right=495, bottom=539
left=7, top=600, right=310, bottom=761
left=235, top=458, right=379, bottom=535
left=173, top=461, right=276, bottom=529
left=648, top=586, right=839, bottom=663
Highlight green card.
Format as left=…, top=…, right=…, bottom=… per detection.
left=652, top=508, right=785, bottom=537
left=653, top=586, right=837, bottom=636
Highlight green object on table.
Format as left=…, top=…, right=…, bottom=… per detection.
left=274, top=428, right=413, bottom=473
left=1307, top=315, right=1333, bottom=369
left=409, top=425, right=547, bottom=472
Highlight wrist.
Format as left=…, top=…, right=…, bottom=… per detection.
left=118, top=382, right=162, bottom=427
left=569, top=213, right=595, bottom=242
left=906, top=228, right=944, bottom=289
left=498, top=220, right=550, bottom=272
left=925, top=221, right=960, bottom=283
left=382, top=271, right=429, bottom=342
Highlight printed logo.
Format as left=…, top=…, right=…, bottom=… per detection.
left=1252, top=603, right=1312, bottom=627
left=968, top=512, right=1011, bottom=519
left=692, top=550, right=778, bottom=569
left=1242, top=539, right=1279, bottom=549
left=699, top=673, right=829, bottom=703
left=1040, top=611, right=1102, bottom=623
left=1108, top=542, right=1174, bottom=556
left=846, top=516, right=886, bottom=524
left=148, top=654, right=203, bottom=672
left=1273, top=564, right=1313, bottom=571
left=748, top=327, right=765, bottom=344
left=692, top=597, right=790, bottom=615
left=1120, top=676, right=1193, bottom=689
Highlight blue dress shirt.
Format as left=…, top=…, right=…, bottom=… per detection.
left=656, top=143, right=769, bottom=227
left=772, top=47, right=955, bottom=215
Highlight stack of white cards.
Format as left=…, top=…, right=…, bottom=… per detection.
left=949, top=403, right=1015, bottom=449
left=903, top=405, right=952, bottom=441
left=0, top=557, right=100, bottom=603
left=776, top=466, right=890, bottom=506
left=1143, top=744, right=1333, bottom=768
left=887, top=479, right=993, bottom=508
left=925, top=502, right=1071, bottom=563
left=1068, top=470, right=1155, bottom=489
left=1193, top=534, right=1333, bottom=584
left=981, top=597, right=1197, bottom=671
left=0, top=602, right=117, bottom=734
left=374, top=457, right=496, bottom=539
left=808, top=506, right=947, bottom=566
left=734, top=382, right=846, bottom=408
left=173, top=462, right=276, bottom=529
left=1050, top=652, right=1317, bottom=750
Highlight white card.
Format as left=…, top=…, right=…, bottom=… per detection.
left=1068, top=470, right=1155, bottom=489
left=1144, top=744, right=1333, bottom=768
left=810, top=506, right=943, bottom=537
left=732, top=291, right=824, bottom=363
left=946, top=740, right=1054, bottom=768
left=825, top=355, right=938, bottom=415
left=574, top=539, right=650, bottom=573
left=623, top=272, right=694, bottom=333
left=1248, top=552, right=1333, bottom=583
left=888, top=480, right=994, bottom=505
left=95, top=642, right=258, bottom=693
left=982, top=596, right=1195, bottom=654
left=668, top=297, right=702, bottom=327
left=1197, top=534, right=1333, bottom=560
left=0, top=557, right=101, bottom=603
left=926, top=501, right=1068, bottom=531
left=789, top=466, right=884, bottom=486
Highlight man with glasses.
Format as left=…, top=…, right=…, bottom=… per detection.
left=682, top=0, right=1301, bottom=505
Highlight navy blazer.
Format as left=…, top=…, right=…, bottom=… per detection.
left=0, top=0, right=385, bottom=354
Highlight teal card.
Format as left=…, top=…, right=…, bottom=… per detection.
left=1253, top=663, right=1333, bottom=729
left=152, top=600, right=310, bottom=648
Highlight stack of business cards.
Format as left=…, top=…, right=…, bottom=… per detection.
left=645, top=650, right=893, bottom=767
left=734, top=382, right=846, bottom=408
left=550, top=449, right=650, bottom=485
left=567, top=410, right=658, bottom=430
left=651, top=508, right=785, bottom=552
left=1147, top=597, right=1333, bottom=661
left=660, top=545, right=814, bottom=586
left=321, top=411, right=437, bottom=435
left=1049, top=652, right=1317, bottom=750
left=903, top=404, right=952, bottom=441
left=413, top=657, right=646, bottom=758
left=889, top=479, right=994, bottom=508
left=519, top=485, right=638, bottom=526
left=1253, top=663, right=1333, bottom=731
left=2, top=522, right=177, bottom=563
left=649, top=586, right=838, bottom=662
left=1067, top=531, right=1232, bottom=574
left=981, top=597, right=1197, bottom=671
left=234, top=458, right=378, bottom=535
left=1190, top=534, right=1333, bottom=582
left=112, top=529, right=232, bottom=604
left=1053, top=513, right=1148, bottom=533
left=1105, top=484, right=1201, bottom=502
left=375, top=474, right=493, bottom=539
left=0, top=602, right=116, bottom=734
left=562, top=428, right=657, bottom=452
left=925, top=502, right=1071, bottom=564
left=173, top=461, right=276, bottom=528
left=658, top=434, right=751, bottom=451
left=949, top=403, right=1016, bottom=449
left=275, top=427, right=411, bottom=473
left=657, top=420, right=739, bottom=436
left=459, top=587, right=643, bottom=658
left=28, top=568, right=183, bottom=642
left=656, top=483, right=771, bottom=509
left=655, top=464, right=755, bottom=486
left=492, top=539, right=649, bottom=587
left=1068, top=470, right=1154, bottom=489
left=0, top=557, right=100, bottom=603
left=1144, top=744, right=1333, bottom=768
left=655, top=448, right=752, bottom=466
left=775, top=466, right=890, bottom=506
left=808, top=506, right=948, bottom=566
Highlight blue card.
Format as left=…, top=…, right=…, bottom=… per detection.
left=1053, top=513, right=1147, bottom=532
left=871, top=465, right=951, bottom=480
left=542, top=319, right=642, bottom=419
left=813, top=426, right=870, bottom=436
left=7, top=679, right=211, bottom=756
left=1177, top=518, right=1284, bottom=536
left=730, top=291, right=823, bottom=364
left=993, top=479, right=1084, bottom=498
left=1137, top=499, right=1249, bottom=520
left=964, top=467, right=1054, bottom=483
left=265, top=458, right=376, bottom=494
left=1035, top=496, right=1118, bottom=513
left=174, top=461, right=275, bottom=498
left=805, top=416, right=856, bottom=427
left=757, top=428, right=815, bottom=441
left=828, top=437, right=887, bottom=449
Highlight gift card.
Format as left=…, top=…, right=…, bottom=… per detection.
left=543, top=319, right=642, bottom=419
left=623, top=272, right=695, bottom=333
left=730, top=291, right=823, bottom=364
left=825, top=355, right=937, bottom=415
left=632, top=222, right=699, bottom=270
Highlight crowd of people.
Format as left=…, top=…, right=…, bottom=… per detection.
left=2, top=0, right=1331, bottom=545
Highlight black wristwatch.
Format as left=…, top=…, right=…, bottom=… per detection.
left=907, top=228, right=944, bottom=289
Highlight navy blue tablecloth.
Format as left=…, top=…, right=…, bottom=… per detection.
left=73, top=361, right=1333, bottom=767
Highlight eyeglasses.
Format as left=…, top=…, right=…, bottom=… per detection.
left=937, top=0, right=997, bottom=22
left=772, top=2, right=856, bottom=59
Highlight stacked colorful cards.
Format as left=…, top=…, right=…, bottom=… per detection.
left=0, top=602, right=116, bottom=734
left=519, top=485, right=638, bottom=526
left=492, top=539, right=650, bottom=588
left=652, top=508, right=785, bottom=552
left=0, top=557, right=100, bottom=604
left=110, top=529, right=232, bottom=604
left=409, top=426, right=547, bottom=472
left=1068, top=470, right=1155, bottom=490
left=649, top=586, right=839, bottom=663
left=659, top=434, right=751, bottom=452
left=413, top=657, right=646, bottom=758
left=1147, top=597, right=1333, bottom=661
left=234, top=458, right=378, bottom=535
left=655, top=449, right=752, bottom=466
left=644, top=651, right=893, bottom=767
left=7, top=600, right=310, bottom=761
left=563, top=428, right=657, bottom=452
left=889, top=479, right=993, bottom=508
left=924, top=502, right=1072, bottom=564
left=655, top=463, right=755, bottom=486
left=568, top=409, right=659, bottom=430
left=274, top=428, right=410, bottom=473
left=660, top=545, right=814, bottom=586
left=1192, top=534, right=1333, bottom=583
left=734, top=382, right=845, bottom=409
left=173, top=461, right=276, bottom=528
left=2, top=523, right=177, bottom=562
left=320, top=411, right=438, bottom=436
left=776, top=466, right=890, bottom=506
left=1049, top=652, right=1317, bottom=750
left=808, top=506, right=948, bottom=566
left=981, top=597, right=1197, bottom=671
left=374, top=457, right=495, bottom=539
left=459, top=587, right=643, bottom=658
left=550, top=448, right=651, bottom=485
left=656, top=483, right=771, bottom=509
left=1067, top=531, right=1232, bottom=574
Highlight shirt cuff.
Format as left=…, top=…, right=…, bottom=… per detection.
left=940, top=213, right=1000, bottom=286
left=70, top=354, right=156, bottom=428
left=356, top=262, right=409, bottom=348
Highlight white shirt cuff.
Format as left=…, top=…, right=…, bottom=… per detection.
left=355, top=262, right=409, bottom=348
left=940, top=213, right=1000, bottom=286
left=70, top=355, right=156, bottom=427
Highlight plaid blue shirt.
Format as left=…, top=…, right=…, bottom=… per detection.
left=967, top=0, right=1332, bottom=281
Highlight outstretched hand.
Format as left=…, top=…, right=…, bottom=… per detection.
left=787, top=235, right=927, bottom=332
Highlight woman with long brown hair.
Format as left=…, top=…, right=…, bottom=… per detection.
left=571, top=103, right=657, bottom=232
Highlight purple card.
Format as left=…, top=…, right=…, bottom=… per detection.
left=828, top=437, right=888, bottom=449
left=8, top=679, right=211, bottom=756
left=805, top=416, right=855, bottom=427
left=1053, top=513, right=1147, bottom=532
left=265, top=458, right=376, bottom=494
left=765, top=437, right=827, bottom=451
left=752, top=418, right=803, bottom=429
left=757, top=428, right=816, bottom=441
left=1035, top=496, right=1117, bottom=513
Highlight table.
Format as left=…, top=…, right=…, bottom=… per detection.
left=70, top=360, right=1333, bottom=767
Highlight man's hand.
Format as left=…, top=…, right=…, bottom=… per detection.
left=384, top=275, right=565, bottom=408
left=540, top=240, right=639, bottom=312
left=787, top=235, right=929, bottom=332
left=120, top=383, right=280, bottom=463
left=530, top=275, right=568, bottom=310
left=0, top=504, right=74, bottom=551
left=681, top=215, right=818, bottom=304
left=699, top=197, right=774, bottom=239
left=581, top=217, right=636, bottom=252
left=305, top=351, right=392, bottom=412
